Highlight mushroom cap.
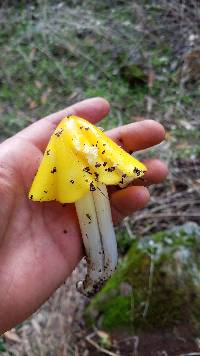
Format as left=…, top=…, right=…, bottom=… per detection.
left=29, top=115, right=147, bottom=203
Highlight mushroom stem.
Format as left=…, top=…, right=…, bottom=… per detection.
left=93, top=183, right=118, bottom=279
left=75, top=183, right=117, bottom=297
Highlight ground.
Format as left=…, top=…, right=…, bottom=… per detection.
left=0, top=0, right=200, bottom=355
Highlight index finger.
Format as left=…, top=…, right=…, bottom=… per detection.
left=15, top=97, right=110, bottom=151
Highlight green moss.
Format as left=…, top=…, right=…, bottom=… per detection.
left=0, top=338, right=6, bottom=352
left=120, top=64, right=147, bottom=85
left=98, top=296, right=132, bottom=330
left=86, top=223, right=200, bottom=333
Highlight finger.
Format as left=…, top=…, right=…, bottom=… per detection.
left=133, top=159, right=168, bottom=186
left=111, top=186, right=150, bottom=225
left=107, top=120, right=165, bottom=152
left=16, top=97, right=110, bottom=151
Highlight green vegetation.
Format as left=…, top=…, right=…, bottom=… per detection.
left=0, top=2, right=146, bottom=135
left=0, top=337, right=7, bottom=352
left=0, top=1, right=199, bottom=160
left=86, top=223, right=200, bottom=332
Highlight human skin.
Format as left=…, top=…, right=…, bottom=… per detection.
left=0, top=97, right=168, bottom=334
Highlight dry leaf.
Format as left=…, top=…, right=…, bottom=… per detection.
left=41, top=88, right=52, bottom=105
left=165, top=132, right=173, bottom=141
left=175, top=141, right=189, bottom=150
left=180, top=120, right=193, bottom=130
left=35, top=80, right=43, bottom=89
left=27, top=98, right=37, bottom=110
left=29, top=47, right=37, bottom=60
left=148, top=69, right=156, bottom=88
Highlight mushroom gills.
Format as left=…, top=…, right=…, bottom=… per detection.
left=75, top=183, right=117, bottom=297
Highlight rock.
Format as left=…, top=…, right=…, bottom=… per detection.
left=85, top=223, right=200, bottom=332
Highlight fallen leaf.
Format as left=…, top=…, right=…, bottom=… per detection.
left=165, top=131, right=173, bottom=141
left=148, top=69, right=156, bottom=88
left=29, top=47, right=37, bottom=60
left=180, top=120, right=193, bottom=130
left=41, top=88, right=52, bottom=104
left=35, top=80, right=43, bottom=89
left=27, top=98, right=37, bottom=110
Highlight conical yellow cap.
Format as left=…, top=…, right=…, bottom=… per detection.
left=29, top=116, right=147, bottom=203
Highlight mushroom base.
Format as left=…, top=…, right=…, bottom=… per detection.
left=75, top=183, right=118, bottom=297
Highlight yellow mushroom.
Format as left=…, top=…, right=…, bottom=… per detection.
left=29, top=115, right=147, bottom=296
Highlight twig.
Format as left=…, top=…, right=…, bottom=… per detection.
left=86, top=332, right=119, bottom=356
left=180, top=353, right=200, bottom=356
left=132, top=336, right=139, bottom=356
left=143, top=249, right=155, bottom=318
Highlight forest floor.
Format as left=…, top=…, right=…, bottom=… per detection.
left=0, top=1, right=200, bottom=355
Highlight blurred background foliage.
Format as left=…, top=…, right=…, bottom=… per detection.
left=0, top=0, right=200, bottom=355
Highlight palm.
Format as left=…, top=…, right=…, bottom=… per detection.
left=0, top=136, right=83, bottom=331
left=0, top=98, right=167, bottom=333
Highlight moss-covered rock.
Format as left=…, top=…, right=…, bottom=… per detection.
left=85, top=223, right=200, bottom=333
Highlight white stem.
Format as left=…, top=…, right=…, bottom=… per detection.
left=75, top=184, right=118, bottom=297
left=75, top=191, right=104, bottom=296
left=92, top=183, right=118, bottom=279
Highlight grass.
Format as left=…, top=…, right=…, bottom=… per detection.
left=0, top=1, right=199, bottom=159
left=0, top=2, right=146, bottom=133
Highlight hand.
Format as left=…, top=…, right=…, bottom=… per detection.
left=0, top=98, right=167, bottom=333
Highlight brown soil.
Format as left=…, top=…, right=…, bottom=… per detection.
left=115, top=328, right=199, bottom=356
